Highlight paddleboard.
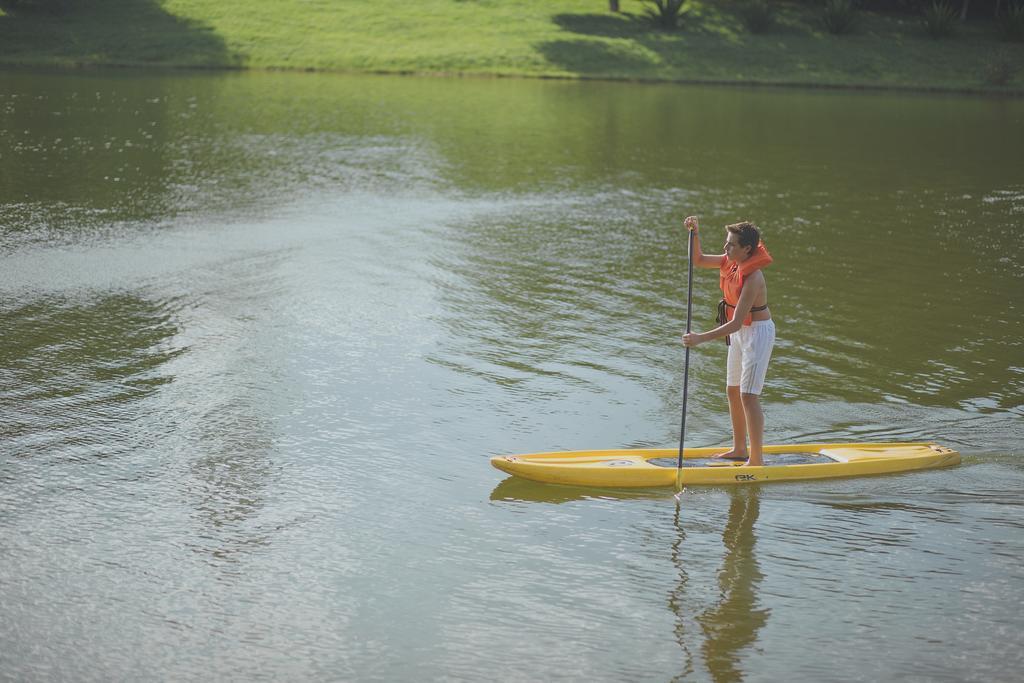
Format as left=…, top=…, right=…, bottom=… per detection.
left=490, top=442, right=959, bottom=487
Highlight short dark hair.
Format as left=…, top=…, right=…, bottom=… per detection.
left=726, top=221, right=760, bottom=252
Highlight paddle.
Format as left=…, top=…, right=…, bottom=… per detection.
left=675, top=224, right=696, bottom=495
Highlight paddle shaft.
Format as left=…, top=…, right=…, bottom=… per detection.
left=676, top=228, right=695, bottom=475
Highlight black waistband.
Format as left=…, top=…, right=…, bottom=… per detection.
left=718, top=300, right=768, bottom=347
left=723, top=301, right=769, bottom=312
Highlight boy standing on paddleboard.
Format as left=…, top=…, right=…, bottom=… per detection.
left=681, top=216, right=775, bottom=467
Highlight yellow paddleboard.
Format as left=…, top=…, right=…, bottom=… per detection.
left=490, top=442, right=959, bottom=487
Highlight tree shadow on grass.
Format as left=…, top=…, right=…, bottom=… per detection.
left=544, top=12, right=688, bottom=77
left=539, top=38, right=661, bottom=74
left=541, top=12, right=730, bottom=79
left=552, top=9, right=759, bottom=41
left=542, top=8, right=845, bottom=79
left=0, top=0, right=243, bottom=68
left=551, top=12, right=648, bottom=39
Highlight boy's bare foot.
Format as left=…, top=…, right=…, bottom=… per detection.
left=712, top=449, right=748, bottom=461
left=743, top=458, right=764, bottom=467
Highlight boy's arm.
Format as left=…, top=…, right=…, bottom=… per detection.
left=683, top=271, right=764, bottom=346
left=684, top=216, right=726, bottom=269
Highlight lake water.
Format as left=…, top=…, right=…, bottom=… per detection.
left=1, top=69, right=1022, bottom=681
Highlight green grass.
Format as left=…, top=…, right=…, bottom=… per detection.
left=0, top=0, right=1021, bottom=92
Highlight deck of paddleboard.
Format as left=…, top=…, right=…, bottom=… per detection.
left=490, top=442, right=960, bottom=487
left=649, top=452, right=830, bottom=468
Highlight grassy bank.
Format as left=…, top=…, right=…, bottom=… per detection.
left=0, top=0, right=1021, bottom=93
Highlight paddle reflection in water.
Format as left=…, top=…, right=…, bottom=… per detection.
left=488, top=475, right=668, bottom=504
left=671, top=488, right=767, bottom=683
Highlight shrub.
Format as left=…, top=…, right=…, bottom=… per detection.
left=922, top=1, right=958, bottom=39
left=822, top=0, right=858, bottom=35
left=982, top=49, right=1016, bottom=85
left=640, top=0, right=690, bottom=29
left=999, top=2, right=1024, bottom=42
left=0, top=0, right=73, bottom=14
left=741, top=0, right=775, bottom=34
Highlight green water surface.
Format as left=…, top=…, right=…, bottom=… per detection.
left=1, top=69, right=1022, bottom=681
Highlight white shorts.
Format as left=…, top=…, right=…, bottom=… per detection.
left=726, top=319, right=776, bottom=395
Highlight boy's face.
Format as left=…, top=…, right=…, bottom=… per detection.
left=724, top=232, right=751, bottom=261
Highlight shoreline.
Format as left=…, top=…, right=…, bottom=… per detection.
left=3, top=60, right=1022, bottom=99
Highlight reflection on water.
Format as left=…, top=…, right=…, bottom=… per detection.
left=671, top=489, right=767, bottom=682
left=0, top=294, right=181, bottom=462
left=489, top=475, right=670, bottom=504
left=668, top=503, right=697, bottom=682
left=186, top=399, right=275, bottom=566
left=1, top=68, right=1022, bottom=681
left=698, top=489, right=767, bottom=683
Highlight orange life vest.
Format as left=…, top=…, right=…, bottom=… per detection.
left=719, top=242, right=772, bottom=326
